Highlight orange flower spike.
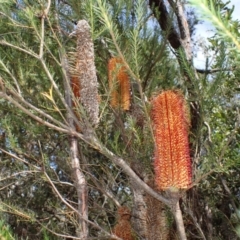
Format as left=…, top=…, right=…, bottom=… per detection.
left=151, top=90, right=192, bottom=190
left=108, top=57, right=119, bottom=108
left=119, top=64, right=131, bottom=111
left=108, top=57, right=130, bottom=110
left=113, top=206, right=135, bottom=240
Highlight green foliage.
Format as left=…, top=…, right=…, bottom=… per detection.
left=0, top=220, right=15, bottom=240
left=189, top=0, right=240, bottom=52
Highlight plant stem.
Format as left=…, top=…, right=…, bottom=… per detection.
left=173, top=200, right=187, bottom=240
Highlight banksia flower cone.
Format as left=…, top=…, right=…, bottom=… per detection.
left=108, top=57, right=130, bottom=111
left=112, top=206, right=135, bottom=240
left=151, top=90, right=192, bottom=190
left=68, top=20, right=99, bottom=131
left=75, top=20, right=99, bottom=126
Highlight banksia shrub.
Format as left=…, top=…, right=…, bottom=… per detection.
left=112, top=206, right=135, bottom=240
left=75, top=20, right=99, bottom=126
left=151, top=90, right=192, bottom=190
left=108, top=57, right=130, bottom=111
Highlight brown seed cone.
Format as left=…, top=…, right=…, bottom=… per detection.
left=75, top=20, right=99, bottom=126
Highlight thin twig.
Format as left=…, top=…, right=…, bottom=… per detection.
left=39, top=11, right=45, bottom=58
left=184, top=203, right=207, bottom=240
left=196, top=67, right=236, bottom=74
left=0, top=171, right=40, bottom=183
left=0, top=40, right=38, bottom=58
left=44, top=172, right=122, bottom=240
left=0, top=92, right=70, bottom=134
left=0, top=61, right=22, bottom=95
left=221, top=177, right=240, bottom=221
left=0, top=147, right=41, bottom=170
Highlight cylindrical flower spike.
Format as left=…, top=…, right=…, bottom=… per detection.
left=112, top=206, right=135, bottom=240
left=68, top=20, right=99, bottom=131
left=151, top=90, right=192, bottom=190
left=76, top=20, right=99, bottom=126
left=108, top=57, right=130, bottom=111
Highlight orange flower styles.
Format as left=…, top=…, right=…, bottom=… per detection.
left=70, top=75, right=81, bottom=132
left=112, top=206, right=135, bottom=240
left=151, top=90, right=192, bottom=190
left=108, top=57, right=130, bottom=111
left=71, top=76, right=81, bottom=101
